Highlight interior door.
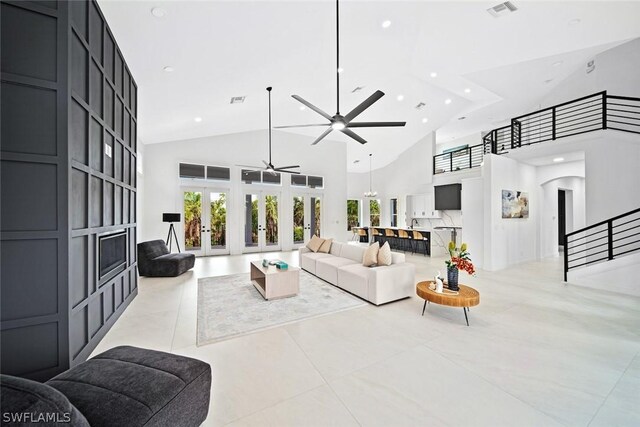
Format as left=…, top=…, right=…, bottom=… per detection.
left=243, top=191, right=281, bottom=253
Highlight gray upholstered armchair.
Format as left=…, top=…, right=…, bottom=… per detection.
left=137, top=240, right=195, bottom=277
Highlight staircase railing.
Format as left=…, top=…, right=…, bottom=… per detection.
left=564, top=207, right=640, bottom=281
left=433, top=91, right=640, bottom=174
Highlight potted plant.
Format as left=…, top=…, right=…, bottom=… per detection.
left=445, top=241, right=475, bottom=291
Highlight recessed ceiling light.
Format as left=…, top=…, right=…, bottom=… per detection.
left=568, top=18, right=581, bottom=26
left=422, top=118, right=428, bottom=123
left=194, top=117, right=202, bottom=123
left=444, top=99, right=452, bottom=105
left=464, top=88, right=471, bottom=94
left=382, top=20, right=391, bottom=29
left=430, top=72, right=438, bottom=78
left=553, top=61, right=563, bottom=67
left=337, top=67, right=344, bottom=73
left=299, top=106, right=306, bottom=111
left=151, top=7, right=166, bottom=18
left=397, top=95, right=404, bottom=101
left=553, top=157, right=564, bottom=162
left=163, top=66, right=174, bottom=72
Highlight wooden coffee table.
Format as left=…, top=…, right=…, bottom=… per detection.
left=250, top=260, right=300, bottom=300
left=416, top=281, right=480, bottom=326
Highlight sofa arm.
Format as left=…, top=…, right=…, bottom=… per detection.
left=368, top=263, right=416, bottom=305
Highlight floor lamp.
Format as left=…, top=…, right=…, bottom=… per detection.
left=163, top=213, right=181, bottom=253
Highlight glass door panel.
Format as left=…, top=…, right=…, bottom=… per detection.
left=244, top=194, right=259, bottom=252
left=264, top=194, right=279, bottom=247
left=312, top=196, right=321, bottom=237
left=208, top=191, right=229, bottom=255
left=183, top=190, right=203, bottom=255
left=293, top=196, right=304, bottom=245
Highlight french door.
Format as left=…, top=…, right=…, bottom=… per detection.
left=243, top=191, right=281, bottom=253
left=292, top=193, right=322, bottom=248
left=182, top=187, right=229, bottom=256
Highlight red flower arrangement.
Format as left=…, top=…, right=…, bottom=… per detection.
left=445, top=242, right=476, bottom=276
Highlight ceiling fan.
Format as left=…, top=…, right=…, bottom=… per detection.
left=275, top=0, right=406, bottom=145
left=236, top=87, right=300, bottom=175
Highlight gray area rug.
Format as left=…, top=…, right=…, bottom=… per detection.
left=197, top=270, right=367, bottom=346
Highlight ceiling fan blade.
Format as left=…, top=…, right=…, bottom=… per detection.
left=274, top=165, right=300, bottom=170
left=274, top=168, right=301, bottom=174
left=311, top=128, right=333, bottom=145
left=341, top=128, right=367, bottom=145
left=262, top=160, right=270, bottom=168
left=292, top=95, right=333, bottom=121
left=348, top=121, right=407, bottom=128
left=267, top=169, right=277, bottom=176
left=236, top=164, right=264, bottom=169
left=344, top=90, right=385, bottom=122
left=274, top=124, right=330, bottom=129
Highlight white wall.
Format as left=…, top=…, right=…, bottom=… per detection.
left=568, top=252, right=640, bottom=297
left=583, top=134, right=640, bottom=224
left=483, top=154, right=538, bottom=271
left=136, top=141, right=145, bottom=243
left=461, top=177, right=484, bottom=268
left=436, top=132, right=483, bottom=155
left=142, top=130, right=347, bottom=254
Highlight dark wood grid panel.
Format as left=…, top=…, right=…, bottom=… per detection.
left=0, top=0, right=69, bottom=381
left=68, top=0, right=137, bottom=365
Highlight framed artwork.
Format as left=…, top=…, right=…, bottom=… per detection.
left=502, top=190, right=529, bottom=218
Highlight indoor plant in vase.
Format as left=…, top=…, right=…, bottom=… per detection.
left=445, top=241, right=475, bottom=291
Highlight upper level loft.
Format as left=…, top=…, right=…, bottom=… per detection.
left=433, top=91, right=640, bottom=175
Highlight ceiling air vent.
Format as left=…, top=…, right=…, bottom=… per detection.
left=230, top=96, right=246, bottom=104
left=415, top=102, right=426, bottom=110
left=351, top=86, right=364, bottom=93
left=487, top=1, right=518, bottom=18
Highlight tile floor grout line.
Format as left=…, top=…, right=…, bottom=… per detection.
left=586, top=349, right=639, bottom=427
left=419, top=339, right=572, bottom=426
left=282, top=326, right=363, bottom=427
left=169, top=277, right=189, bottom=352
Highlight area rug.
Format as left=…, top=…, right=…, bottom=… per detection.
left=197, top=271, right=366, bottom=346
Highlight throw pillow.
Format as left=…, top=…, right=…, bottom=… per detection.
left=377, top=241, right=392, bottom=266
left=318, top=238, right=333, bottom=253
left=362, top=242, right=380, bottom=267
left=306, top=235, right=324, bottom=252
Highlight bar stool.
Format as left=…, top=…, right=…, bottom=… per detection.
left=412, top=230, right=429, bottom=256
left=371, top=227, right=381, bottom=244
left=398, top=229, right=412, bottom=252
left=385, top=229, right=397, bottom=249
left=357, top=228, right=368, bottom=243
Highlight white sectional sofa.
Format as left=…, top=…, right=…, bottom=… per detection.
left=299, top=242, right=415, bottom=305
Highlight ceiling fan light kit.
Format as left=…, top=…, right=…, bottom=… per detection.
left=274, top=0, right=406, bottom=146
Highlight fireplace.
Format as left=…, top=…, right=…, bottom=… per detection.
left=99, top=230, right=127, bottom=284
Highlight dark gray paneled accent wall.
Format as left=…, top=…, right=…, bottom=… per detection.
left=1, top=0, right=138, bottom=381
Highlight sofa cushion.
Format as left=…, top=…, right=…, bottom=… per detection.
left=391, top=251, right=405, bottom=264
left=306, top=235, right=324, bottom=252
left=300, top=252, right=333, bottom=275
left=1, top=375, right=89, bottom=426
left=316, top=256, right=358, bottom=285
left=337, top=264, right=371, bottom=299
left=47, top=346, right=211, bottom=427
left=340, top=243, right=366, bottom=263
left=318, top=238, right=333, bottom=253
left=363, top=242, right=379, bottom=267
left=377, top=242, right=392, bottom=266
left=329, top=241, right=343, bottom=256
left=145, top=253, right=195, bottom=277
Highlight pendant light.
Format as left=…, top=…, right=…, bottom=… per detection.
left=364, top=154, right=378, bottom=198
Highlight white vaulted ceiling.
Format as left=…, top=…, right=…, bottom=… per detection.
left=98, top=0, right=640, bottom=172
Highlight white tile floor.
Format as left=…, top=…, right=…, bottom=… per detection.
left=91, top=249, right=640, bottom=427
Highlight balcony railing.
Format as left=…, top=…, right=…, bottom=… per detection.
left=564, top=208, right=640, bottom=281
left=433, top=91, right=640, bottom=174
left=433, top=143, right=484, bottom=174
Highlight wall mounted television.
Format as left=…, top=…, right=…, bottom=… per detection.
left=434, top=184, right=462, bottom=210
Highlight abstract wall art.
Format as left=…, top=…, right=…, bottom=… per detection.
left=502, top=190, right=529, bottom=218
